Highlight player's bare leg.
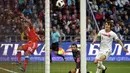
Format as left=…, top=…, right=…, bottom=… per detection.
left=94, top=59, right=101, bottom=73
left=94, top=55, right=107, bottom=73
left=50, top=49, right=52, bottom=63
left=99, top=55, right=107, bottom=73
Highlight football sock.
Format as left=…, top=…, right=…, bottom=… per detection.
left=24, top=56, right=29, bottom=70
left=50, top=54, right=52, bottom=62
left=17, top=50, right=21, bottom=63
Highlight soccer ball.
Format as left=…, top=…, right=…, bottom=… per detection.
left=56, top=0, right=65, bottom=8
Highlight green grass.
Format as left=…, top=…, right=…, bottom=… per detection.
left=0, top=61, right=130, bottom=73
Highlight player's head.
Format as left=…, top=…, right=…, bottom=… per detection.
left=71, top=43, right=78, bottom=51
left=105, top=21, right=112, bottom=31
left=52, top=26, right=57, bottom=32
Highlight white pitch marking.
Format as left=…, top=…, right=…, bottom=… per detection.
left=0, top=67, right=18, bottom=73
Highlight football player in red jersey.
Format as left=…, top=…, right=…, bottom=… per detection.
left=16, top=14, right=41, bottom=72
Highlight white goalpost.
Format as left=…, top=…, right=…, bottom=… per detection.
left=80, top=0, right=87, bottom=73
left=44, top=0, right=86, bottom=73
left=45, top=0, right=50, bottom=73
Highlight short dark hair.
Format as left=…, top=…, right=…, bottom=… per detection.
left=71, top=43, right=77, bottom=48
left=105, top=21, right=112, bottom=29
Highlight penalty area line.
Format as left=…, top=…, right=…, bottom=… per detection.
left=0, top=67, right=18, bottom=73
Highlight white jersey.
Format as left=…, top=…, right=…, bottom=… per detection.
left=98, top=29, right=119, bottom=51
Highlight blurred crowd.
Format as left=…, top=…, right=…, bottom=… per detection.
left=89, top=0, right=130, bottom=40
left=0, top=0, right=80, bottom=42
left=0, top=0, right=130, bottom=42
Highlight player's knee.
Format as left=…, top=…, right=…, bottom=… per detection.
left=100, top=55, right=106, bottom=61
left=96, top=60, right=103, bottom=69
left=94, top=59, right=98, bottom=64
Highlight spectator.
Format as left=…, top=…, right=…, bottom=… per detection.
left=87, top=19, right=93, bottom=32
left=88, top=29, right=96, bottom=41
left=70, top=23, right=76, bottom=35
left=59, top=29, right=66, bottom=41
left=114, top=23, right=121, bottom=33
left=123, top=14, right=130, bottom=26
left=95, top=10, right=104, bottom=27
left=67, top=0, right=76, bottom=6
left=22, top=5, right=32, bottom=16
left=1, top=0, right=130, bottom=42
left=115, top=0, right=129, bottom=8
left=91, top=0, right=98, bottom=14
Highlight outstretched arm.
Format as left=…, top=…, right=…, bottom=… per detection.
left=113, top=32, right=128, bottom=53
left=92, top=30, right=101, bottom=45
left=92, top=35, right=98, bottom=45
left=20, top=14, right=32, bottom=25
left=116, top=39, right=128, bottom=53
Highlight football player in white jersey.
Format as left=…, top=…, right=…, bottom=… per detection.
left=92, top=22, right=129, bottom=73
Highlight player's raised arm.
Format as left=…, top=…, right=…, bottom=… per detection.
left=20, top=13, right=32, bottom=25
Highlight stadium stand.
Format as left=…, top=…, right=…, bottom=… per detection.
left=0, top=0, right=130, bottom=42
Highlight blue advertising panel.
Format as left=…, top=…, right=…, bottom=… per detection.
left=0, top=42, right=130, bottom=62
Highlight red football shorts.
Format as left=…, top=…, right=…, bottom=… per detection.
left=22, top=41, right=38, bottom=54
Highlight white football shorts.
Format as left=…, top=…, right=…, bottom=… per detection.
left=95, top=49, right=111, bottom=60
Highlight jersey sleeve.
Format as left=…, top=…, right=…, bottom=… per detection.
left=113, top=32, right=119, bottom=40
left=56, top=32, right=61, bottom=38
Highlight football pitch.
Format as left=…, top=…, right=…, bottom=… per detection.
left=0, top=61, right=129, bottom=73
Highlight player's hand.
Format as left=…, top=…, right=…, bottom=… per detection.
left=123, top=47, right=129, bottom=53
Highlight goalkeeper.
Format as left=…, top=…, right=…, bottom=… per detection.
left=68, top=43, right=92, bottom=73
